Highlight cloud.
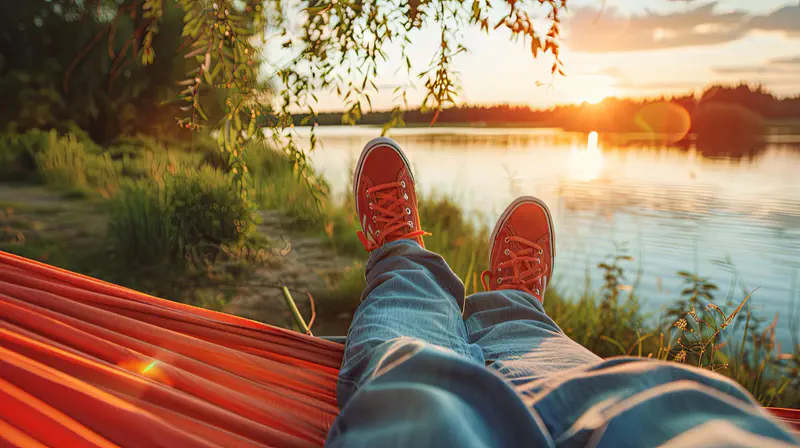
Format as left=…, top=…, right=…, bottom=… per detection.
left=595, top=67, right=624, bottom=78
left=749, top=5, right=800, bottom=36
left=566, top=2, right=800, bottom=54
left=712, top=65, right=799, bottom=75
left=576, top=67, right=625, bottom=79
left=566, top=2, right=750, bottom=53
left=771, top=55, right=800, bottom=65
left=617, top=81, right=705, bottom=91
left=617, top=78, right=800, bottom=95
left=712, top=53, right=800, bottom=75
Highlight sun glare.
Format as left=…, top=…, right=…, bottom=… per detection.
left=567, top=76, right=618, bottom=106
left=585, top=94, right=607, bottom=105
left=567, top=131, right=604, bottom=182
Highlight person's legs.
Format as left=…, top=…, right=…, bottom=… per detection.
left=336, top=136, right=479, bottom=401
left=326, top=138, right=552, bottom=447
left=466, top=196, right=598, bottom=383
left=465, top=288, right=600, bottom=384
left=329, top=239, right=551, bottom=447
left=336, top=239, right=480, bottom=403
left=466, top=196, right=797, bottom=446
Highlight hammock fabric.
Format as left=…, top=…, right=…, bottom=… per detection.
left=0, top=249, right=798, bottom=447
left=0, top=250, right=342, bottom=447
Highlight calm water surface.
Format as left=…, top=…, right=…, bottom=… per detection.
left=300, top=126, right=800, bottom=345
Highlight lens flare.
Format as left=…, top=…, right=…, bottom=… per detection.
left=118, top=358, right=174, bottom=387
left=142, top=360, right=158, bottom=373
left=634, top=102, right=692, bottom=142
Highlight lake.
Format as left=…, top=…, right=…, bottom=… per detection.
left=300, top=126, right=800, bottom=345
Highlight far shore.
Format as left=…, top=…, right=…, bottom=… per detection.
left=304, top=118, right=800, bottom=137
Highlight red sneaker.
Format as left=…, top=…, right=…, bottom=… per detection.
left=353, top=137, right=428, bottom=252
left=481, top=196, right=555, bottom=301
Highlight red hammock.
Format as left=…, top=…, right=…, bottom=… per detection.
left=0, top=250, right=797, bottom=447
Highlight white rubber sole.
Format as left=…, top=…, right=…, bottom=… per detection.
left=352, top=137, right=414, bottom=219
left=488, top=196, right=556, bottom=275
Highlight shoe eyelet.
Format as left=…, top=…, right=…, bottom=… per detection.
left=537, top=257, right=541, bottom=263
left=504, top=237, right=510, bottom=243
left=538, top=249, right=543, bottom=255
left=497, top=278, right=503, bottom=284
left=406, top=207, right=411, bottom=215
left=368, top=203, right=374, bottom=210
left=365, top=191, right=370, bottom=198
left=376, top=230, right=380, bottom=236
left=497, top=267, right=502, bottom=272
left=408, top=221, right=414, bottom=228
left=536, top=289, right=541, bottom=295
left=401, top=181, right=406, bottom=188
left=372, top=216, right=376, bottom=223
left=403, top=193, right=408, bottom=200
left=504, top=249, right=510, bottom=256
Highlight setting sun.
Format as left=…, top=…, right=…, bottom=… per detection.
left=565, top=75, right=619, bottom=105
left=584, top=94, right=608, bottom=105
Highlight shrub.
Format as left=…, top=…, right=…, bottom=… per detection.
left=248, top=143, right=330, bottom=230
left=0, top=130, right=49, bottom=180
left=106, top=134, right=207, bottom=182
left=169, top=166, right=254, bottom=258
left=35, top=131, right=89, bottom=192
left=109, top=133, right=216, bottom=159
left=107, top=135, right=166, bottom=160
left=33, top=131, right=116, bottom=195
left=106, top=180, right=175, bottom=266
left=106, top=166, right=253, bottom=267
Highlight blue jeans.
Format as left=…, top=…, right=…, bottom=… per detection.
left=326, top=240, right=797, bottom=447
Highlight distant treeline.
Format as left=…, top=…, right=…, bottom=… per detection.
left=296, top=84, right=800, bottom=134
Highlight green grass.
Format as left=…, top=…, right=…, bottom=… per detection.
left=248, top=142, right=331, bottom=230
left=106, top=165, right=254, bottom=268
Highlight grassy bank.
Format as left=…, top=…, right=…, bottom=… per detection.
left=1, top=128, right=798, bottom=407
left=0, top=130, right=267, bottom=304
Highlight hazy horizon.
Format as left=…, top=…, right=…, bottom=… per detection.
left=306, top=81, right=800, bottom=114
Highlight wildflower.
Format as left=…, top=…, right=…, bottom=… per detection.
left=674, top=350, right=687, bottom=363
left=674, top=318, right=688, bottom=331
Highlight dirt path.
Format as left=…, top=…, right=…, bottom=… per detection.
left=0, top=185, right=106, bottom=259
left=225, top=210, right=355, bottom=334
left=0, top=183, right=354, bottom=335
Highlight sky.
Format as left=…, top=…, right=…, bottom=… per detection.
left=297, top=0, right=800, bottom=111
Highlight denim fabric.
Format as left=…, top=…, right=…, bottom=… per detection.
left=326, top=240, right=798, bottom=447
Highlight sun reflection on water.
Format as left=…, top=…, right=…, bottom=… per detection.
left=568, top=131, right=604, bottom=182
